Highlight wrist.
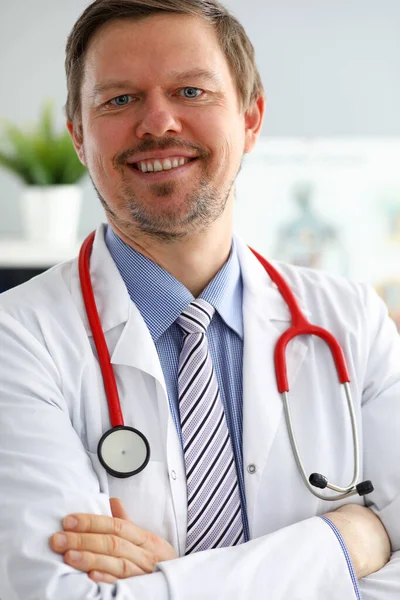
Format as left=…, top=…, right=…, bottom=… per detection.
left=324, top=510, right=365, bottom=579
left=324, top=505, right=391, bottom=580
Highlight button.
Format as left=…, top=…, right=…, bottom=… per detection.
left=171, top=470, right=177, bottom=480
left=247, top=464, right=257, bottom=474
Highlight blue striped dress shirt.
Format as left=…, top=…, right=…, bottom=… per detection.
left=105, top=225, right=250, bottom=541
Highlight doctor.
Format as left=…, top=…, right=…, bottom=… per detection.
left=0, top=0, right=399, bottom=598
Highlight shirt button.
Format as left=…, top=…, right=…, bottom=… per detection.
left=171, top=470, right=177, bottom=480
left=247, top=464, right=257, bottom=474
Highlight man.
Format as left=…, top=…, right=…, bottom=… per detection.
left=0, top=1, right=399, bottom=598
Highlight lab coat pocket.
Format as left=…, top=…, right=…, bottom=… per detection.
left=86, top=451, right=167, bottom=537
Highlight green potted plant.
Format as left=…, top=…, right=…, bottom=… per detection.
left=0, top=100, right=87, bottom=247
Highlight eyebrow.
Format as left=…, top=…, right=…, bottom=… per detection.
left=91, top=69, right=222, bottom=100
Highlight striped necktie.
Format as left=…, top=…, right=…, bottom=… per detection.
left=177, top=299, right=244, bottom=554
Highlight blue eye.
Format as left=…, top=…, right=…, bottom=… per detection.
left=110, top=95, right=132, bottom=106
left=180, top=87, right=203, bottom=99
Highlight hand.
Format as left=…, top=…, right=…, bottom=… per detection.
left=50, top=497, right=178, bottom=583
left=324, top=503, right=391, bottom=579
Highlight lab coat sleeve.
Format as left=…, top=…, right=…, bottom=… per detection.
left=155, top=516, right=360, bottom=599
left=0, top=310, right=162, bottom=600
left=0, top=311, right=358, bottom=600
left=357, top=287, right=400, bottom=599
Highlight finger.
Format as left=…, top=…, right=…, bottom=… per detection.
left=63, top=549, right=148, bottom=579
left=89, top=570, right=117, bottom=584
left=62, top=513, right=149, bottom=548
left=50, top=531, right=155, bottom=573
left=110, top=497, right=130, bottom=521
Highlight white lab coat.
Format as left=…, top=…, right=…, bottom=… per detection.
left=0, top=224, right=399, bottom=600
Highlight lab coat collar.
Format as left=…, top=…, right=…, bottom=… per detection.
left=79, top=226, right=312, bottom=331
left=74, top=224, right=166, bottom=387
left=75, top=224, right=131, bottom=335
left=234, top=236, right=312, bottom=322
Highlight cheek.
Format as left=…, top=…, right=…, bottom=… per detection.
left=84, top=113, right=129, bottom=157
left=89, top=124, right=120, bottom=156
left=83, top=124, right=126, bottom=180
left=194, top=111, right=245, bottom=162
left=214, top=131, right=245, bottom=174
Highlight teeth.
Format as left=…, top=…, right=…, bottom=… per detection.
left=163, top=159, right=172, bottom=170
left=136, top=156, right=192, bottom=173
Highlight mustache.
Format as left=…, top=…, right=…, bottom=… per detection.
left=116, top=137, right=210, bottom=165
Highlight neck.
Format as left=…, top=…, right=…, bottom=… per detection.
left=108, top=212, right=233, bottom=298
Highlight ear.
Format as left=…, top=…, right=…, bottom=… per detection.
left=66, top=119, right=87, bottom=166
left=244, top=95, right=265, bottom=154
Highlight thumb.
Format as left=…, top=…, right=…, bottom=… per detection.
left=110, top=497, right=130, bottom=521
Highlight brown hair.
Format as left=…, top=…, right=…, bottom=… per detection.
left=64, top=0, right=264, bottom=125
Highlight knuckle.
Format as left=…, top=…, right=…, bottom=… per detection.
left=143, top=549, right=156, bottom=572
left=108, top=534, right=120, bottom=554
left=140, top=528, right=153, bottom=548
left=121, top=558, right=133, bottom=579
left=87, top=514, right=96, bottom=531
left=79, top=536, right=89, bottom=551
left=144, top=529, right=153, bottom=545
left=147, top=531, right=159, bottom=547
left=77, top=515, right=89, bottom=531
left=113, top=518, right=123, bottom=536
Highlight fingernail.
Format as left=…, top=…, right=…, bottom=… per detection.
left=69, top=550, right=82, bottom=562
left=53, top=533, right=67, bottom=549
left=63, top=516, right=78, bottom=529
left=92, top=571, right=105, bottom=582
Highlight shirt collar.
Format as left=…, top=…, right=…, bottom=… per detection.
left=105, top=226, right=243, bottom=342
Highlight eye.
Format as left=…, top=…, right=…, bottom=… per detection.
left=109, top=95, right=133, bottom=107
left=178, top=87, right=203, bottom=99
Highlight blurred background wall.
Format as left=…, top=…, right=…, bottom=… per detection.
left=0, top=0, right=399, bottom=237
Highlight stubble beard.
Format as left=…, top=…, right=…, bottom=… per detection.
left=89, top=159, right=238, bottom=243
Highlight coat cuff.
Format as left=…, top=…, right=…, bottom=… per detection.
left=320, top=516, right=362, bottom=600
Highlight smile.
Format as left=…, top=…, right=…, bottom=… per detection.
left=131, top=156, right=195, bottom=173
left=127, top=157, right=198, bottom=181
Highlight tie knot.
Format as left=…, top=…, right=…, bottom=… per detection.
left=177, top=299, right=215, bottom=335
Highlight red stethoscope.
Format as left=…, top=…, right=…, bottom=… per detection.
left=79, top=231, right=373, bottom=500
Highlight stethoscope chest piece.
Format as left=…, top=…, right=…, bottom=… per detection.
left=97, top=426, right=150, bottom=479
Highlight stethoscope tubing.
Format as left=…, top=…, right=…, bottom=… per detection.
left=79, top=231, right=124, bottom=428
left=249, top=247, right=351, bottom=389
left=249, top=247, right=364, bottom=500
left=282, top=383, right=360, bottom=500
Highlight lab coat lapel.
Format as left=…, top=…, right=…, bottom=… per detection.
left=110, top=303, right=166, bottom=389
left=236, top=239, right=309, bottom=535
left=76, top=225, right=167, bottom=388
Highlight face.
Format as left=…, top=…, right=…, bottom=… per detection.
left=68, top=13, right=264, bottom=242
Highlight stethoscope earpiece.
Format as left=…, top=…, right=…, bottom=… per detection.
left=309, top=472, right=374, bottom=497
left=355, top=480, right=374, bottom=496
left=309, top=473, right=328, bottom=490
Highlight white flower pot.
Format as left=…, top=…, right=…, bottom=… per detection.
left=21, top=185, right=82, bottom=247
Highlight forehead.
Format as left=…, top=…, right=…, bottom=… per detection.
left=82, top=13, right=234, bottom=92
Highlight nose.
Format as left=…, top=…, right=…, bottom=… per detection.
left=135, top=93, right=182, bottom=139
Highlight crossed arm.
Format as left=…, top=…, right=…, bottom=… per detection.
left=50, top=497, right=391, bottom=584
